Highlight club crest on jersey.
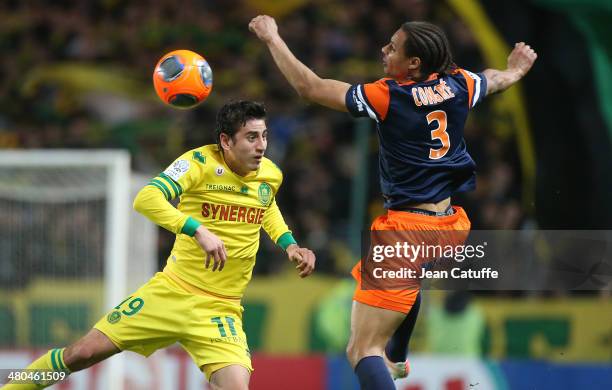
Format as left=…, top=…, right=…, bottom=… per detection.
left=107, top=311, right=121, bottom=324
left=258, top=183, right=272, bottom=206
left=164, top=160, right=190, bottom=181
left=215, top=166, right=225, bottom=176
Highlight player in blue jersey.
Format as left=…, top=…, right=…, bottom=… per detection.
left=250, top=16, right=536, bottom=389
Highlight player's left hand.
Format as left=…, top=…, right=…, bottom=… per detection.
left=507, top=42, right=537, bottom=77
left=286, top=244, right=316, bottom=278
left=249, top=15, right=279, bottom=44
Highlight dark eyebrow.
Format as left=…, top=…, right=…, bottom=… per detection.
left=246, top=129, right=267, bottom=136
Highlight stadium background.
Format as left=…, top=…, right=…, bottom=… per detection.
left=0, top=0, right=611, bottom=389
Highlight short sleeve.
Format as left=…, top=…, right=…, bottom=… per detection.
left=345, top=79, right=391, bottom=122
left=457, top=69, right=488, bottom=109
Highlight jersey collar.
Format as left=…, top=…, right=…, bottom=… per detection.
left=214, top=144, right=260, bottom=179
left=395, top=72, right=440, bottom=86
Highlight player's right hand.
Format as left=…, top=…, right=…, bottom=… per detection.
left=194, top=226, right=228, bottom=271
left=249, top=15, right=279, bottom=44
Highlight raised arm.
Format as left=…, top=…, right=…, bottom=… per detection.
left=483, top=42, right=537, bottom=95
left=249, top=15, right=350, bottom=112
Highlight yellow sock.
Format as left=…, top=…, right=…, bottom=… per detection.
left=1, top=348, right=70, bottom=389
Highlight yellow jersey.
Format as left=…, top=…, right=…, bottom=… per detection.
left=133, top=144, right=294, bottom=298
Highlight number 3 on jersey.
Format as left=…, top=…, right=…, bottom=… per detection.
left=427, top=110, right=449, bottom=159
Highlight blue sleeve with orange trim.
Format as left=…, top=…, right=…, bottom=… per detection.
left=345, top=79, right=391, bottom=122
left=456, top=69, right=488, bottom=109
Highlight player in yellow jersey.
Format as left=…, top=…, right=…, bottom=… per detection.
left=2, top=100, right=315, bottom=390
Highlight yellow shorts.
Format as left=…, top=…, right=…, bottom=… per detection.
left=94, top=272, right=252, bottom=379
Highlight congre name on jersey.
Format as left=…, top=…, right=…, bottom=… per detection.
left=412, top=79, right=455, bottom=106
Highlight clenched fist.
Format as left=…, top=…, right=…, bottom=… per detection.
left=507, top=42, right=537, bottom=78
left=249, top=15, right=279, bottom=44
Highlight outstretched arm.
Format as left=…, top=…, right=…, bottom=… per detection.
left=483, top=42, right=537, bottom=95
left=249, top=15, right=350, bottom=112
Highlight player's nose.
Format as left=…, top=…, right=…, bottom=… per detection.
left=255, top=138, right=266, bottom=151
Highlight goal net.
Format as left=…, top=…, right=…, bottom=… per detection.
left=0, top=150, right=131, bottom=389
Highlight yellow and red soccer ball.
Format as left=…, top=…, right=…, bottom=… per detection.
left=153, top=49, right=213, bottom=109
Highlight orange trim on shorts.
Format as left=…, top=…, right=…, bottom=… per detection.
left=351, top=206, right=471, bottom=314
left=384, top=206, right=468, bottom=227
left=352, top=263, right=419, bottom=314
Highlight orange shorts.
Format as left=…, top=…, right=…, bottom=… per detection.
left=352, top=206, right=471, bottom=313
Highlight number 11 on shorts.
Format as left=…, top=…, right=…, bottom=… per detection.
left=211, top=316, right=237, bottom=337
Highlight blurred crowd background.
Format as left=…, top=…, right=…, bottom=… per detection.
left=1, top=0, right=609, bottom=280
left=1, top=2, right=612, bottom=387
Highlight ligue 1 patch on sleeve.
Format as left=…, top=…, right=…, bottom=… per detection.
left=352, top=87, right=364, bottom=112
left=164, top=159, right=190, bottom=181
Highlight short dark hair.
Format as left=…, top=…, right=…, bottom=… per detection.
left=401, top=21, right=456, bottom=79
left=215, top=100, right=267, bottom=146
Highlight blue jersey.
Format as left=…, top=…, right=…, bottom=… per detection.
left=345, top=69, right=487, bottom=209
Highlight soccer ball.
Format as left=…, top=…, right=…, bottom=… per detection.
left=153, top=49, right=213, bottom=109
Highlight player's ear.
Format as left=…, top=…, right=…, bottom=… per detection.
left=219, top=133, right=233, bottom=151
left=407, top=56, right=421, bottom=71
